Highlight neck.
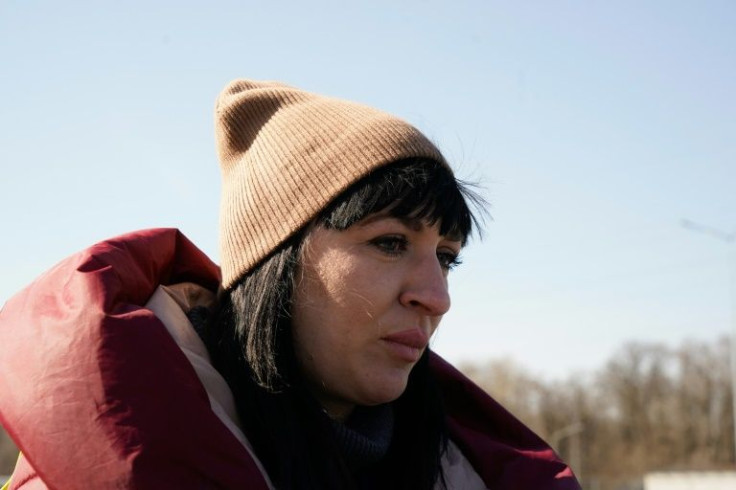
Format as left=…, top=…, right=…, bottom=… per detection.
left=320, top=399, right=355, bottom=422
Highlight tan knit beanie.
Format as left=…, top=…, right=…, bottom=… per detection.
left=215, top=78, right=448, bottom=289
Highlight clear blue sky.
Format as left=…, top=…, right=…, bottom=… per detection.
left=1, top=1, right=734, bottom=379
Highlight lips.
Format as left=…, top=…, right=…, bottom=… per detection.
left=381, top=329, right=429, bottom=362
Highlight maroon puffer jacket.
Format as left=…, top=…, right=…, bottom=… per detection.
left=0, top=229, right=580, bottom=489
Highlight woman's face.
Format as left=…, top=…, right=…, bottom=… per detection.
left=291, top=213, right=462, bottom=421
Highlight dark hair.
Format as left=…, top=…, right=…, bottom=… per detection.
left=205, top=158, right=482, bottom=489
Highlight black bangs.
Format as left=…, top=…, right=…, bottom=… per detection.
left=317, top=158, right=482, bottom=244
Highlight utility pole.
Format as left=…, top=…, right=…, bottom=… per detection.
left=550, top=421, right=584, bottom=480
left=681, top=218, right=736, bottom=464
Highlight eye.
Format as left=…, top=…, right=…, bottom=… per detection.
left=369, top=235, right=408, bottom=256
left=437, top=250, right=462, bottom=271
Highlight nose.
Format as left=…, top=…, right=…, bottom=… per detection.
left=398, top=254, right=451, bottom=317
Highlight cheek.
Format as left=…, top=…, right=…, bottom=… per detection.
left=296, top=252, right=375, bottom=322
left=290, top=257, right=380, bottom=374
left=291, top=260, right=349, bottom=360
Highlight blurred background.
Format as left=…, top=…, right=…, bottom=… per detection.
left=1, top=1, right=734, bottom=488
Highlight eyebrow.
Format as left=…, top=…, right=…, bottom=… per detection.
left=357, top=214, right=424, bottom=231
left=356, top=214, right=464, bottom=243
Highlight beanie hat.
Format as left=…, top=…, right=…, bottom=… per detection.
left=215, top=79, right=448, bottom=289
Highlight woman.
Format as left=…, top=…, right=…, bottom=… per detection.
left=0, top=80, right=580, bottom=489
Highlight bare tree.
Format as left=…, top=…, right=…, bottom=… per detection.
left=460, top=337, right=734, bottom=490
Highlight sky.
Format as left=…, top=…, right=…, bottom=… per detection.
left=1, top=0, right=734, bottom=380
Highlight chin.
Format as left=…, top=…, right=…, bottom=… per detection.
left=361, top=370, right=411, bottom=406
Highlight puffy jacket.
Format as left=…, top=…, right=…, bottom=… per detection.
left=0, top=229, right=580, bottom=489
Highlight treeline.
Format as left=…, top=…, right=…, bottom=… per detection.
left=462, top=336, right=734, bottom=490
left=0, top=337, right=732, bottom=487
